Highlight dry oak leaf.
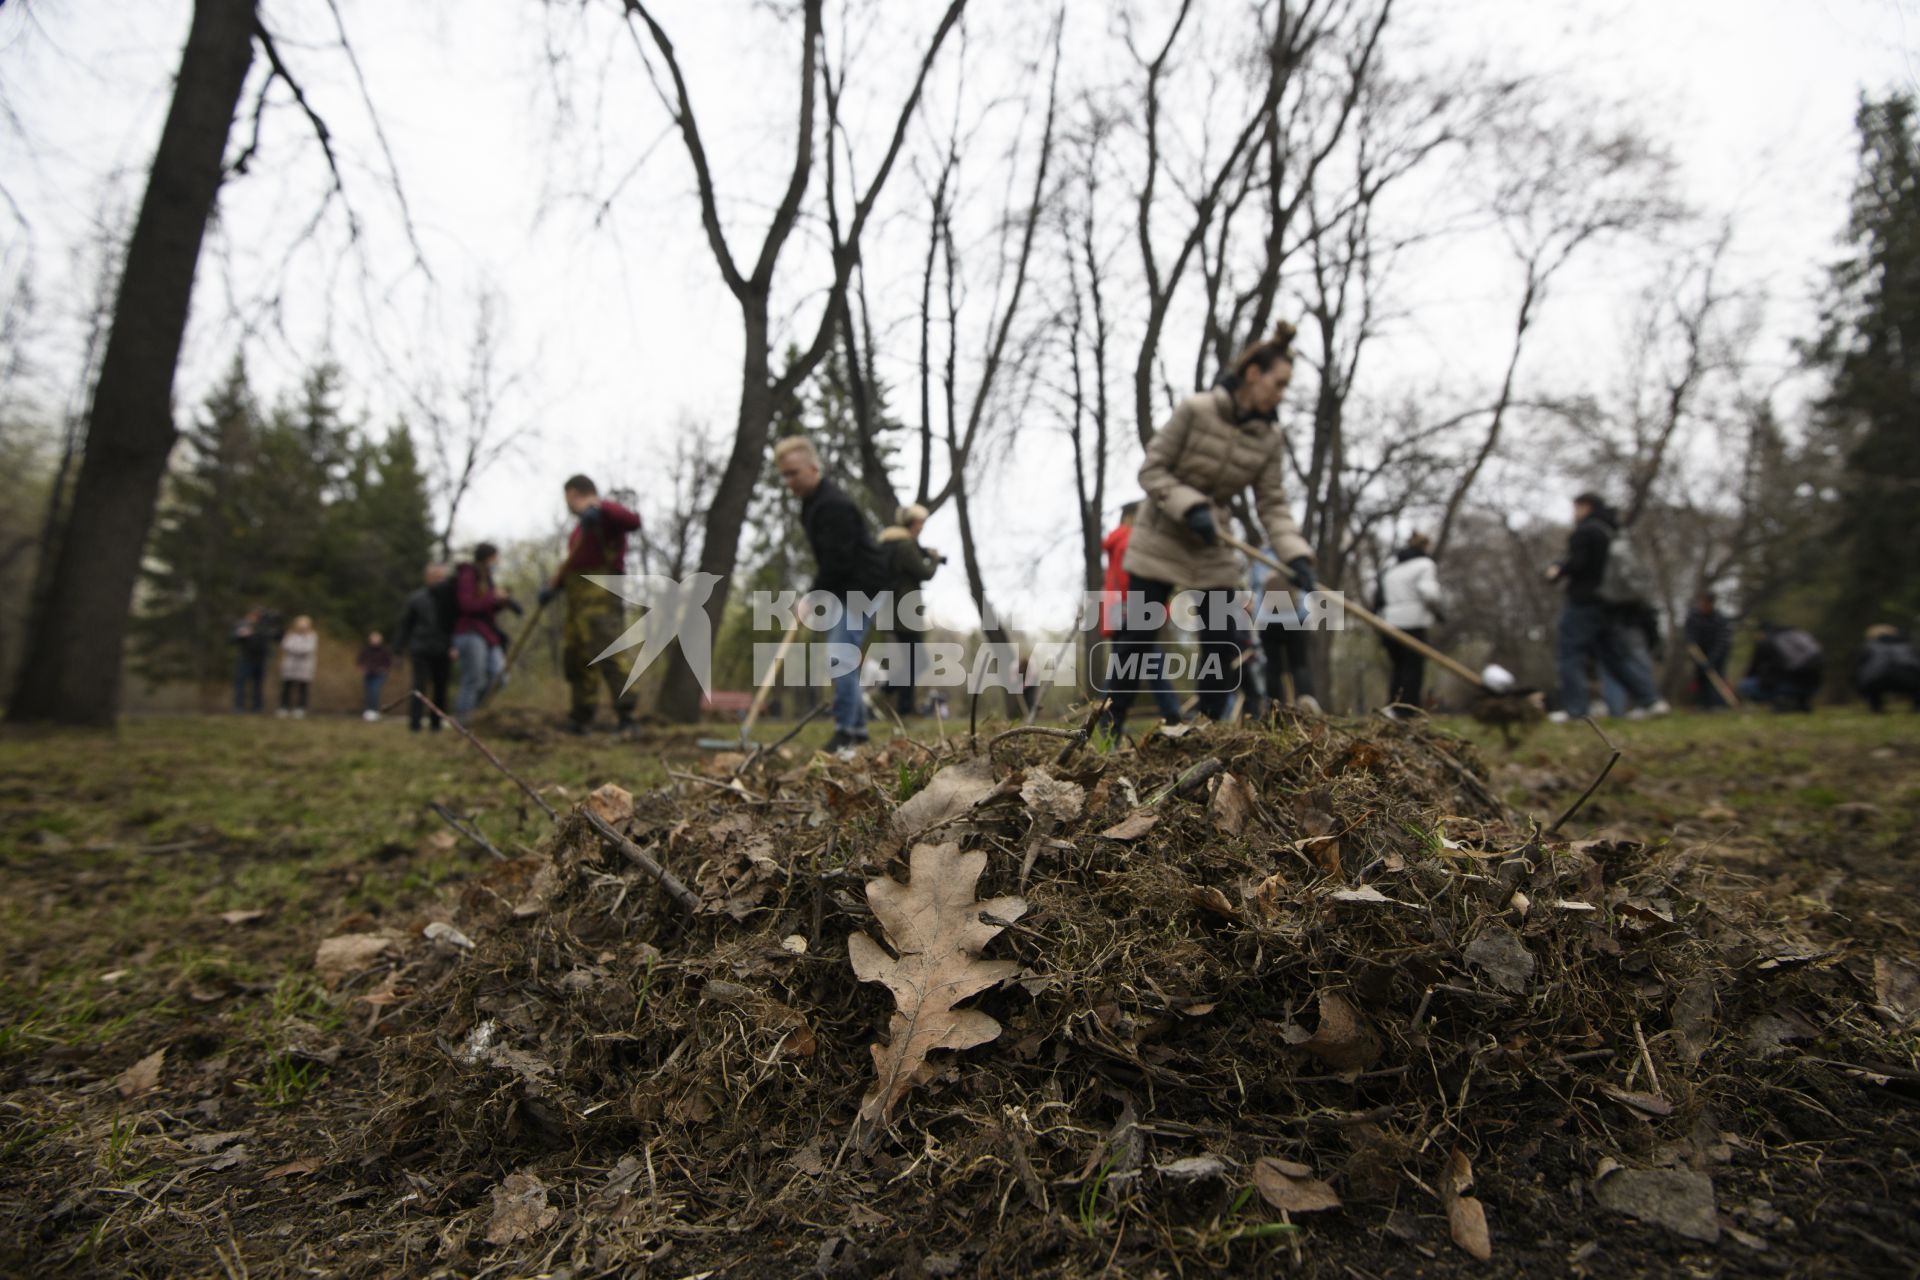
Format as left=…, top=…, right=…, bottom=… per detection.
left=314, top=933, right=395, bottom=987
left=1099, top=810, right=1159, bottom=841
left=848, top=842, right=1027, bottom=1139
left=1019, top=769, right=1085, bottom=823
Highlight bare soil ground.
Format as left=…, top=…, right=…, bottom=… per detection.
left=1, top=707, right=1915, bottom=1278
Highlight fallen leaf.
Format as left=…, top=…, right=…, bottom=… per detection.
left=1188, top=885, right=1242, bottom=922
left=1593, top=1165, right=1719, bottom=1243
left=1019, top=768, right=1085, bottom=823
left=1328, top=885, right=1412, bottom=907
left=1874, top=956, right=1920, bottom=1022
left=1442, top=1148, right=1492, bottom=1260
left=893, top=759, right=1000, bottom=837
left=1464, top=927, right=1536, bottom=994
left=848, top=842, right=1026, bottom=1140
left=781, top=934, right=809, bottom=955
left=263, top=1156, right=322, bottom=1180
left=1206, top=772, right=1257, bottom=837
left=485, top=1171, right=559, bottom=1245
left=1302, top=993, right=1382, bottom=1071
left=219, top=909, right=267, bottom=927
left=1099, top=811, right=1159, bottom=841
left=1601, top=1085, right=1673, bottom=1117
left=586, top=782, right=635, bottom=823
left=1671, top=978, right=1715, bottom=1064
left=423, top=921, right=473, bottom=949
left=314, top=933, right=394, bottom=986
left=425, top=831, right=458, bottom=852
left=117, top=1048, right=166, bottom=1098
left=699, top=752, right=748, bottom=779
left=1253, top=1156, right=1342, bottom=1213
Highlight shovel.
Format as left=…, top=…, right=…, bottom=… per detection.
left=1687, top=643, right=1743, bottom=709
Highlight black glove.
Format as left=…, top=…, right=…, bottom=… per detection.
left=1185, top=505, right=1218, bottom=547
left=578, top=504, right=603, bottom=527
left=538, top=585, right=559, bottom=607
left=502, top=599, right=525, bottom=617
left=1287, top=557, right=1315, bottom=592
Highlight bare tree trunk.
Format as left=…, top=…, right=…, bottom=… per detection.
left=8, top=0, right=255, bottom=726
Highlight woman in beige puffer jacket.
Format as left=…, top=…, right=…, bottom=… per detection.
left=1107, top=323, right=1316, bottom=726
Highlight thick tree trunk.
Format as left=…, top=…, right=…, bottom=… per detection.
left=7, top=0, right=255, bottom=726
left=656, top=311, right=775, bottom=723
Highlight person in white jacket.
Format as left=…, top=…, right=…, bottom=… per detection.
left=277, top=616, right=318, bottom=719
left=1377, top=533, right=1445, bottom=714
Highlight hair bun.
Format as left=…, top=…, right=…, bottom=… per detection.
left=1273, top=320, right=1297, bottom=347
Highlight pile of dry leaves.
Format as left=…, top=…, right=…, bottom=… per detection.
left=318, top=713, right=1916, bottom=1276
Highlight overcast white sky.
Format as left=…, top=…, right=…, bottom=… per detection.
left=1, top=0, right=1912, bottom=629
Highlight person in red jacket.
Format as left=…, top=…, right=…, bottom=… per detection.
left=1099, top=502, right=1183, bottom=723
left=452, top=542, right=521, bottom=717
left=539, top=474, right=641, bottom=733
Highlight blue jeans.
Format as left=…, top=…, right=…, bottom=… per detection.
left=823, top=613, right=869, bottom=736
left=1558, top=602, right=1655, bottom=716
left=453, top=633, right=505, bottom=716
left=363, top=672, right=387, bottom=713
left=1599, top=623, right=1655, bottom=714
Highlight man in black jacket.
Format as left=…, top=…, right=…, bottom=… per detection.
left=1739, top=622, right=1824, bottom=712
left=775, top=436, right=888, bottom=751
left=394, top=563, right=454, bottom=732
left=1855, top=625, right=1920, bottom=712
left=1546, top=492, right=1665, bottom=721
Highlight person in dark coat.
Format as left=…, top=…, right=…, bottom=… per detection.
left=776, top=436, right=889, bottom=752
left=394, top=563, right=454, bottom=732
left=229, top=606, right=277, bottom=713
left=1546, top=492, right=1665, bottom=721
left=1855, top=625, right=1920, bottom=712
left=1737, top=622, right=1824, bottom=712
left=877, top=503, right=943, bottom=716
left=1683, top=592, right=1733, bottom=709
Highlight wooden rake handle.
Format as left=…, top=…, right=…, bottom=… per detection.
left=1218, top=532, right=1488, bottom=692
left=740, top=619, right=804, bottom=740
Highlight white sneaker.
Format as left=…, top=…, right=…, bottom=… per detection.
left=1547, top=710, right=1572, bottom=724
left=1626, top=706, right=1648, bottom=721
left=362, top=710, right=379, bottom=722
left=292, top=708, right=306, bottom=720
left=1647, top=699, right=1671, bottom=717
left=1294, top=694, right=1324, bottom=715
left=275, top=708, right=290, bottom=719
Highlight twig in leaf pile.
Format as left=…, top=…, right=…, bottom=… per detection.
left=1546, top=715, right=1621, bottom=836
left=735, top=701, right=830, bottom=776
left=412, top=691, right=556, bottom=820
left=414, top=690, right=699, bottom=915
left=428, top=801, right=507, bottom=862
left=1053, top=698, right=1111, bottom=766
left=579, top=808, right=702, bottom=916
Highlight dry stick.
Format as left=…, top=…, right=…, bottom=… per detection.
left=1053, top=697, right=1110, bottom=766
left=1632, top=1018, right=1662, bottom=1096
left=740, top=619, right=802, bottom=743
left=477, top=596, right=549, bottom=708
left=428, top=801, right=507, bottom=862
left=579, top=808, right=702, bottom=916
left=413, top=691, right=556, bottom=819
left=1218, top=532, right=1489, bottom=691
left=1546, top=715, right=1622, bottom=837
left=1687, top=642, right=1743, bottom=710
left=412, top=690, right=701, bottom=915
left=733, top=701, right=829, bottom=777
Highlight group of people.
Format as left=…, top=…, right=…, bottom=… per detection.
left=228, top=473, right=647, bottom=732
left=227, top=319, right=1917, bottom=739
